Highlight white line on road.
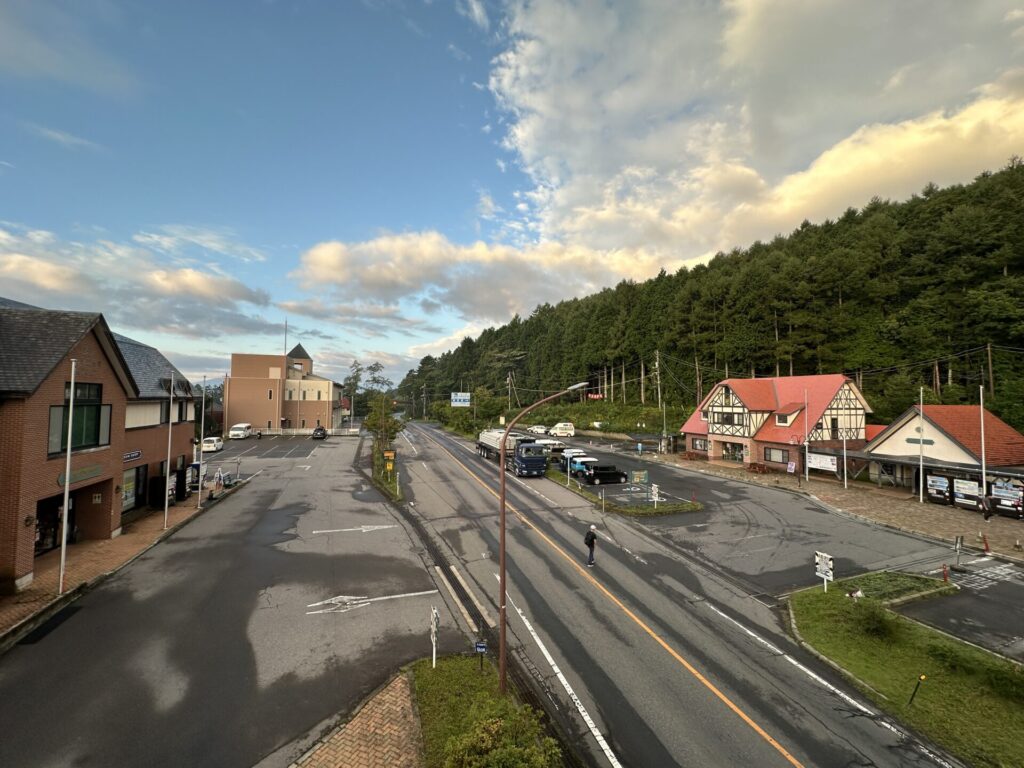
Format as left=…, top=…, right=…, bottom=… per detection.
left=306, top=589, right=438, bottom=615
left=311, top=525, right=397, bottom=534
left=497, top=574, right=623, bottom=768
left=703, top=603, right=956, bottom=768
left=435, top=566, right=477, bottom=632
left=422, top=462, right=428, bottom=471
left=450, top=566, right=495, bottom=627
left=401, top=431, right=419, bottom=455
left=296, top=465, right=311, bottom=471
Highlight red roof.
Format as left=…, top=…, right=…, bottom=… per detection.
left=864, top=424, right=887, bottom=441
left=679, top=408, right=707, bottom=435
left=922, top=405, right=1024, bottom=466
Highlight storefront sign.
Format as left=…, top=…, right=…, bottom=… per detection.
left=123, top=449, right=142, bottom=462
left=991, top=480, right=1023, bottom=509
left=926, top=475, right=949, bottom=501
left=57, top=464, right=104, bottom=487
left=807, top=453, right=838, bottom=472
left=953, top=478, right=979, bottom=498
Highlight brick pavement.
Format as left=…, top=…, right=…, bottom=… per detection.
left=293, top=673, right=424, bottom=768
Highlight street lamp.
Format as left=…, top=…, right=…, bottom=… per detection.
left=498, top=380, right=588, bottom=694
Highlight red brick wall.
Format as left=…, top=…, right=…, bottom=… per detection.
left=123, top=420, right=195, bottom=505
left=0, top=331, right=131, bottom=592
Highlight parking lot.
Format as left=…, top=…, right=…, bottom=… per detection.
left=203, top=434, right=327, bottom=462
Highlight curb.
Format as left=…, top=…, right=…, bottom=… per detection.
left=0, top=476, right=252, bottom=658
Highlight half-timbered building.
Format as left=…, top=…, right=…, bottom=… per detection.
left=679, top=374, right=873, bottom=472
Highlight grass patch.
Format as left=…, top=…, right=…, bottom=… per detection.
left=791, top=572, right=1024, bottom=767
left=545, top=467, right=702, bottom=516
left=411, top=655, right=560, bottom=768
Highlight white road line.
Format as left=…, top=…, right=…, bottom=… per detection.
left=311, top=525, right=397, bottom=534
left=436, top=566, right=476, bottom=632
left=703, top=603, right=956, bottom=768
left=401, top=431, right=419, bottom=455
left=497, top=574, right=623, bottom=768
left=450, top=566, right=495, bottom=628
left=422, top=461, right=428, bottom=471
left=306, top=589, right=438, bottom=615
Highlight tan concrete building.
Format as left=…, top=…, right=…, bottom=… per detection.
left=223, top=344, right=345, bottom=434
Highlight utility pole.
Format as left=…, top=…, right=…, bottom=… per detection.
left=621, top=362, right=625, bottom=404
left=655, top=350, right=662, bottom=411
left=655, top=350, right=666, bottom=452
left=987, top=342, right=994, bottom=396
left=422, top=384, right=427, bottom=419
left=641, top=359, right=646, bottom=405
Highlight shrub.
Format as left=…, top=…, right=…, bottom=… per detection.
left=852, top=599, right=899, bottom=641
left=443, top=698, right=561, bottom=768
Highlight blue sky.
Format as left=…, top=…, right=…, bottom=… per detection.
left=3, top=0, right=1024, bottom=385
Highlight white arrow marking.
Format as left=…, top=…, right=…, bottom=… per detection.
left=296, top=465, right=311, bottom=471
left=306, top=589, right=438, bottom=615
left=311, top=524, right=398, bottom=534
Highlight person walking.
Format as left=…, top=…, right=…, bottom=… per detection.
left=584, top=525, right=597, bottom=567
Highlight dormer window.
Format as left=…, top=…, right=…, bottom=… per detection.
left=722, top=386, right=733, bottom=405
left=700, top=410, right=708, bottom=421
left=776, top=413, right=790, bottom=426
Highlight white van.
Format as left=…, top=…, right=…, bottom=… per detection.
left=228, top=423, right=253, bottom=439
left=548, top=422, right=575, bottom=437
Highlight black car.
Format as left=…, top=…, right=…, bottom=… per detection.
left=311, top=426, right=328, bottom=439
left=584, top=465, right=628, bottom=485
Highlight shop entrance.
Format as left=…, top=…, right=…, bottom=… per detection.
left=35, top=494, right=76, bottom=556
left=722, top=442, right=745, bottom=463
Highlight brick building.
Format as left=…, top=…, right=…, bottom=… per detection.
left=0, top=301, right=193, bottom=594
left=223, top=344, right=345, bottom=434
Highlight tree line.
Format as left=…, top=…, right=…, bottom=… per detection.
left=399, top=159, right=1024, bottom=431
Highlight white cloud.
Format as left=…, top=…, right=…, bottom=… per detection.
left=133, top=225, right=267, bottom=263
left=447, top=42, right=470, bottom=61
left=24, top=123, right=101, bottom=151
left=456, top=0, right=489, bottom=31
left=408, top=321, right=490, bottom=358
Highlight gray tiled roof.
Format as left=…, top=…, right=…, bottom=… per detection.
left=0, top=296, right=41, bottom=309
left=113, top=333, right=190, bottom=399
left=0, top=307, right=105, bottom=395
left=287, top=343, right=311, bottom=360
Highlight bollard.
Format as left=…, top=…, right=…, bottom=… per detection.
left=983, top=534, right=991, bottom=553
left=942, top=564, right=949, bottom=583
left=1015, top=539, right=1023, bottom=552
left=976, top=530, right=983, bottom=542
left=691, top=491, right=696, bottom=504
left=907, top=674, right=926, bottom=707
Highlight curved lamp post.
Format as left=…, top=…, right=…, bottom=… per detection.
left=498, top=380, right=588, bottom=693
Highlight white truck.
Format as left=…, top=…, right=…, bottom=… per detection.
left=476, top=429, right=548, bottom=477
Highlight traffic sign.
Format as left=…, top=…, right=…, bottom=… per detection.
left=814, top=551, right=834, bottom=591
left=631, top=469, right=649, bottom=484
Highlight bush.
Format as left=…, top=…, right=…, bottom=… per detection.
left=443, top=698, right=561, bottom=768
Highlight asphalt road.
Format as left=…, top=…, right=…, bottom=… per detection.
left=0, top=434, right=463, bottom=768
left=401, top=423, right=964, bottom=768
left=561, top=437, right=954, bottom=596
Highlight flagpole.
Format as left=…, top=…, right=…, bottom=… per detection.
left=980, top=385, right=987, bottom=503
left=58, top=359, right=77, bottom=595
left=164, top=371, right=174, bottom=530
left=197, top=375, right=206, bottom=510
left=918, top=387, right=924, bottom=504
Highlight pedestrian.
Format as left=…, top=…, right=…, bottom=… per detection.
left=981, top=494, right=994, bottom=522
left=584, top=524, right=597, bottom=567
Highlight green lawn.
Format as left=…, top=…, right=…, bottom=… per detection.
left=791, top=572, right=1024, bottom=768
left=410, top=655, right=561, bottom=768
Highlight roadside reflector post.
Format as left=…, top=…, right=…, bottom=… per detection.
left=908, top=674, right=926, bottom=707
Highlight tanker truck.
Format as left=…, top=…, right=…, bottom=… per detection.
left=476, top=429, right=548, bottom=477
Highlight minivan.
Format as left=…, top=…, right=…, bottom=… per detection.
left=228, top=423, right=253, bottom=439
left=548, top=422, right=575, bottom=437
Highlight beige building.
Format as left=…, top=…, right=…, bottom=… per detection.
left=223, top=344, right=346, bottom=434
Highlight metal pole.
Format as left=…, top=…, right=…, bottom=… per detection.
left=918, top=387, right=924, bottom=504
left=804, top=389, right=809, bottom=483
left=980, top=385, right=987, bottom=504
left=197, top=375, right=206, bottom=510
left=163, top=371, right=174, bottom=530
left=499, top=381, right=587, bottom=694
left=843, top=434, right=848, bottom=489
left=58, top=359, right=77, bottom=595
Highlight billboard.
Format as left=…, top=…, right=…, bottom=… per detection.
left=807, top=452, right=837, bottom=472
left=451, top=392, right=471, bottom=407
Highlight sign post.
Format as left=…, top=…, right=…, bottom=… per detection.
left=475, top=638, right=487, bottom=672
left=954, top=535, right=963, bottom=567
left=430, top=606, right=440, bottom=669
left=652, top=483, right=660, bottom=510
left=814, top=551, right=834, bottom=592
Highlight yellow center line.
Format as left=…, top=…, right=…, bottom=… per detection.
left=419, top=427, right=805, bottom=768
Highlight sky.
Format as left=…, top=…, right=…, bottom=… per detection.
left=2, top=0, right=1024, bottom=387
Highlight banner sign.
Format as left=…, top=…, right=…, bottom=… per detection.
left=451, top=392, right=471, bottom=407
left=807, top=453, right=837, bottom=472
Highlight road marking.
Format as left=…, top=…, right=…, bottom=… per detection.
left=311, top=524, right=397, bottom=534
left=421, top=430, right=805, bottom=768
left=296, top=465, right=311, bottom=471
left=435, top=566, right=476, bottom=632
left=450, top=566, right=495, bottom=628
left=498, top=574, right=623, bottom=768
left=306, top=589, right=437, bottom=615
left=703, top=603, right=956, bottom=768
left=422, top=461, right=428, bottom=470
left=401, top=431, right=419, bottom=455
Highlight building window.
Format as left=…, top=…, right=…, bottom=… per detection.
left=47, top=383, right=111, bottom=454
left=268, top=389, right=274, bottom=400
left=700, top=410, right=708, bottom=421
left=316, top=390, right=321, bottom=400
left=160, top=399, right=170, bottom=423
left=177, top=400, right=188, bottom=422
left=692, top=438, right=708, bottom=451
left=287, top=389, right=293, bottom=400
left=267, top=420, right=272, bottom=429
left=713, top=412, right=744, bottom=426
left=776, top=414, right=790, bottom=426
left=301, top=419, right=306, bottom=428
left=765, top=447, right=790, bottom=464
left=302, top=389, right=307, bottom=400
left=721, top=386, right=732, bottom=405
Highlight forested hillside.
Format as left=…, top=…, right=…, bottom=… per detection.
left=399, top=160, right=1024, bottom=431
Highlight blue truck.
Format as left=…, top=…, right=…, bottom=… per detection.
left=476, top=430, right=548, bottom=477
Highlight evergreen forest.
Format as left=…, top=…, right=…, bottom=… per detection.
left=398, top=160, right=1024, bottom=433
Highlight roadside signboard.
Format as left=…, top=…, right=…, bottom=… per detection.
left=451, top=392, right=471, bottom=407
left=383, top=450, right=396, bottom=460
left=807, top=453, right=838, bottom=472
left=814, top=551, right=834, bottom=591
left=786, top=461, right=796, bottom=474
left=631, top=470, right=649, bottom=484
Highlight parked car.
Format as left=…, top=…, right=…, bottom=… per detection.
left=548, top=422, right=575, bottom=437
left=558, top=448, right=588, bottom=471
left=526, top=424, right=548, bottom=434
left=312, top=425, right=328, bottom=439
left=201, top=436, right=223, bottom=452
left=584, top=465, right=628, bottom=485
left=568, top=455, right=599, bottom=478
left=534, top=438, right=566, bottom=461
